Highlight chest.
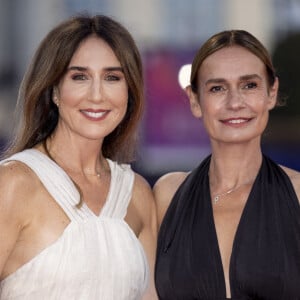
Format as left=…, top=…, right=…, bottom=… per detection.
left=156, top=194, right=300, bottom=299
left=1, top=220, right=149, bottom=299
left=71, top=174, right=111, bottom=215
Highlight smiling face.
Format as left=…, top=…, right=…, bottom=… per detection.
left=54, top=35, right=128, bottom=142
left=188, top=46, right=278, bottom=146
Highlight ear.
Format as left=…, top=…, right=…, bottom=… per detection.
left=267, top=77, right=279, bottom=110
left=52, top=87, right=60, bottom=107
left=185, top=85, right=202, bottom=118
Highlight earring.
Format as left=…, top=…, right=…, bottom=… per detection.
left=52, top=86, right=60, bottom=107
left=53, top=96, right=59, bottom=107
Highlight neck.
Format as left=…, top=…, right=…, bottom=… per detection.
left=41, top=136, right=107, bottom=178
left=208, top=145, right=262, bottom=191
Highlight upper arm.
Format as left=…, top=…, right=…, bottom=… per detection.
left=0, top=162, right=32, bottom=278
left=153, top=172, right=188, bottom=229
left=130, top=173, right=158, bottom=299
left=280, top=165, right=300, bottom=203
left=292, top=173, right=300, bottom=202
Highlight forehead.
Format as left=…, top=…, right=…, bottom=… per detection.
left=199, top=46, right=266, bottom=80
left=69, top=35, right=120, bottom=66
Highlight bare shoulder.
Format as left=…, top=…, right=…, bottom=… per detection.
left=0, top=160, right=39, bottom=275
left=132, top=172, right=153, bottom=195
left=127, top=172, right=156, bottom=232
left=130, top=173, right=158, bottom=299
left=280, top=165, right=300, bottom=200
left=131, top=172, right=155, bottom=211
left=0, top=160, right=40, bottom=215
left=153, top=171, right=189, bottom=229
left=153, top=171, right=189, bottom=196
left=0, top=160, right=39, bottom=198
left=132, top=172, right=156, bottom=218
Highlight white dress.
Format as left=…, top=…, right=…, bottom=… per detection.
left=0, top=149, right=149, bottom=300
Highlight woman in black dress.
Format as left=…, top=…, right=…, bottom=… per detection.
left=154, top=30, right=300, bottom=299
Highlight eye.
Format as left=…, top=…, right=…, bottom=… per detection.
left=244, top=82, right=257, bottom=89
left=105, top=74, right=121, bottom=81
left=71, top=73, right=87, bottom=81
left=210, top=85, right=225, bottom=93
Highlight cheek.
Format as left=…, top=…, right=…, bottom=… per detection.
left=200, top=107, right=217, bottom=131
left=109, top=86, right=128, bottom=106
left=200, top=100, right=220, bottom=117
left=58, top=83, right=83, bottom=106
left=253, top=98, right=272, bottom=113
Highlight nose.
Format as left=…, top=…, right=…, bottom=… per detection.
left=88, top=79, right=103, bottom=103
left=226, top=88, right=245, bottom=110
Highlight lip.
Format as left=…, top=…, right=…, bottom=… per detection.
left=220, top=117, right=253, bottom=126
left=80, top=109, right=110, bottom=121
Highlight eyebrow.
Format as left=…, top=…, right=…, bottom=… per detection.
left=205, top=74, right=263, bottom=85
left=67, top=66, right=124, bottom=72
left=239, top=74, right=263, bottom=81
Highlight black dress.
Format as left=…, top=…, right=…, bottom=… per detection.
left=155, top=155, right=300, bottom=300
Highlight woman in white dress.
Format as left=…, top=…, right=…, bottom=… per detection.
left=0, top=15, right=157, bottom=299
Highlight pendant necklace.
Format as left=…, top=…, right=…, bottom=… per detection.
left=212, top=182, right=251, bottom=204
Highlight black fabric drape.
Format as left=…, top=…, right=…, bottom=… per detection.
left=155, top=155, right=300, bottom=300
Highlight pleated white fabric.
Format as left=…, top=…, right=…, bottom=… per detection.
left=0, top=149, right=149, bottom=300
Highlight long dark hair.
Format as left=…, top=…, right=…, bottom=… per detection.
left=5, top=14, right=144, bottom=162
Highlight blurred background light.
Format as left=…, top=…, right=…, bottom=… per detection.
left=178, top=64, right=192, bottom=89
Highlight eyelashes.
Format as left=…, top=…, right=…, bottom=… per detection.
left=244, top=82, right=257, bottom=89
left=208, top=81, right=258, bottom=93
left=70, top=73, right=122, bottom=82
left=104, top=75, right=121, bottom=81
left=71, top=74, right=87, bottom=81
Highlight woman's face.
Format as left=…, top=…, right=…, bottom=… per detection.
left=189, top=45, right=278, bottom=145
left=55, top=35, right=128, bottom=141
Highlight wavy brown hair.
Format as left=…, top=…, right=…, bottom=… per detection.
left=5, top=14, right=143, bottom=162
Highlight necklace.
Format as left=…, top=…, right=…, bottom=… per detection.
left=42, top=140, right=101, bottom=179
left=212, top=182, right=251, bottom=204
left=63, top=167, right=101, bottom=178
